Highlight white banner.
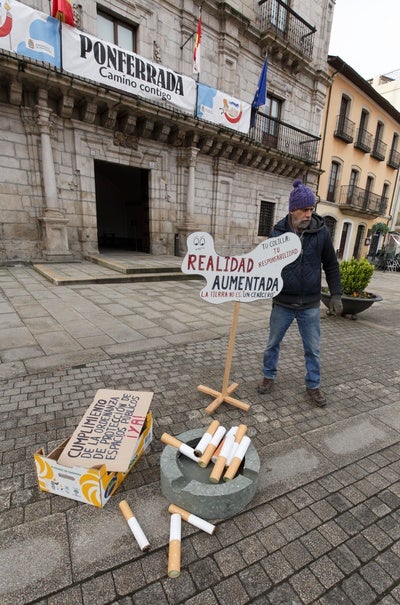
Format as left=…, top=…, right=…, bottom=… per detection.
left=0, top=0, right=61, bottom=67
left=62, top=27, right=197, bottom=114
left=181, top=232, right=301, bottom=304
left=196, top=83, right=251, bottom=134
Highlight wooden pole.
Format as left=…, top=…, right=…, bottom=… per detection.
left=198, top=301, right=250, bottom=414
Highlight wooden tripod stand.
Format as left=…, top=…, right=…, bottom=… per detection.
left=198, top=301, right=250, bottom=415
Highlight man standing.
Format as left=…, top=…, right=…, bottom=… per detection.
left=258, top=179, right=343, bottom=406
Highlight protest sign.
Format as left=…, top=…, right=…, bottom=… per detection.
left=57, top=389, right=153, bottom=472
left=181, top=231, right=301, bottom=303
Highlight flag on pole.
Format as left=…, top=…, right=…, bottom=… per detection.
left=250, top=57, right=268, bottom=128
left=193, top=16, right=202, bottom=75
left=52, top=0, right=75, bottom=26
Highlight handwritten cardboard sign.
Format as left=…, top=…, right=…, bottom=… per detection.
left=181, top=232, right=301, bottom=304
left=57, top=390, right=153, bottom=472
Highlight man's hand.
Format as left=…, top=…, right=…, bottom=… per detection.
left=328, top=294, right=343, bottom=316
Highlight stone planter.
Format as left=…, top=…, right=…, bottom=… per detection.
left=321, top=291, right=383, bottom=320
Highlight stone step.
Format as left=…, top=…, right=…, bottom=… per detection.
left=84, top=253, right=182, bottom=275
left=33, top=264, right=200, bottom=286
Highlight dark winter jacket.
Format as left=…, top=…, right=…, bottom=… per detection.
left=270, top=212, right=342, bottom=309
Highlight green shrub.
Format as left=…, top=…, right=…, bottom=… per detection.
left=339, top=258, right=375, bottom=296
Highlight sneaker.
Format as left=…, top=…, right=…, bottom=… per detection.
left=306, top=387, right=327, bottom=407
left=257, top=378, right=274, bottom=394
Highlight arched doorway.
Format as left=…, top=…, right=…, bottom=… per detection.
left=352, top=224, right=366, bottom=259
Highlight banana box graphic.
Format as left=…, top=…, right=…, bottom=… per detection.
left=34, top=412, right=152, bottom=507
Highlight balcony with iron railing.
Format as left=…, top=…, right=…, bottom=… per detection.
left=387, top=147, right=400, bottom=169
left=258, top=0, right=316, bottom=71
left=338, top=185, right=388, bottom=217
left=251, top=112, right=320, bottom=164
left=354, top=128, right=373, bottom=153
left=371, top=138, right=387, bottom=161
left=334, top=115, right=355, bottom=143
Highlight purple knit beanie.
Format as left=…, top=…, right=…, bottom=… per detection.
left=289, top=179, right=316, bottom=212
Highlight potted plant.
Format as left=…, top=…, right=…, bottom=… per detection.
left=321, top=257, right=382, bottom=320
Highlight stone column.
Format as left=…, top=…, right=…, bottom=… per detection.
left=36, top=104, right=72, bottom=261
left=178, top=146, right=199, bottom=255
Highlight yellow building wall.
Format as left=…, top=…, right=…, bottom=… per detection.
left=317, top=69, right=399, bottom=260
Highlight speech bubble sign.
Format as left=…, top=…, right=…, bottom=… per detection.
left=181, top=231, right=301, bottom=304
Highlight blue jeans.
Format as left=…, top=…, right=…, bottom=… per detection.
left=262, top=304, right=321, bottom=389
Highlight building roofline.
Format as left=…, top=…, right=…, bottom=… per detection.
left=328, top=55, right=400, bottom=124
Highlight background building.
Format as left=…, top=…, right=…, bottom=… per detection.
left=0, top=0, right=335, bottom=263
left=317, top=56, right=400, bottom=261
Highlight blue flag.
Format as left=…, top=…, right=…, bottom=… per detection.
left=251, top=57, right=268, bottom=127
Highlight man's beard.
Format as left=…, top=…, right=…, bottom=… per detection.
left=292, top=217, right=311, bottom=231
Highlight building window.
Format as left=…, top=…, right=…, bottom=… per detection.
left=262, top=95, right=282, bottom=148
left=258, top=201, right=275, bottom=236
left=97, top=10, right=137, bottom=52
left=327, top=161, right=340, bottom=202
left=388, top=133, right=400, bottom=168
left=335, top=95, right=354, bottom=142
left=347, top=168, right=359, bottom=202
left=371, top=120, right=387, bottom=161
left=270, top=0, right=288, bottom=33
left=355, top=109, right=372, bottom=152
left=324, top=215, right=337, bottom=240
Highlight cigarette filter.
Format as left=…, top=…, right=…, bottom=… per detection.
left=194, top=420, right=220, bottom=456
left=168, top=503, right=216, bottom=535
left=198, top=425, right=226, bottom=468
left=119, top=500, right=150, bottom=552
left=223, top=435, right=251, bottom=481
left=160, top=432, right=198, bottom=462
left=168, top=513, right=181, bottom=578
left=209, top=430, right=237, bottom=484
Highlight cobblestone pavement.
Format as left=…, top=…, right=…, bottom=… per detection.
left=0, top=265, right=399, bottom=604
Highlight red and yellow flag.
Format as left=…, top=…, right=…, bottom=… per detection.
left=193, top=17, right=202, bottom=75
left=52, top=0, right=75, bottom=26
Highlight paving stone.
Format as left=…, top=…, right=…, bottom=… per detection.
left=238, top=561, right=272, bottom=598
left=212, top=575, right=249, bottom=605
left=359, top=560, right=394, bottom=594
left=0, top=514, right=72, bottom=605
left=341, top=572, right=377, bottom=605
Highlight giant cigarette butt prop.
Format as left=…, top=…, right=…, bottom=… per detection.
left=161, top=432, right=198, bottom=462
left=226, top=424, right=247, bottom=465
left=209, top=428, right=237, bottom=483
left=119, top=500, right=150, bottom=551
left=198, top=425, right=226, bottom=468
left=168, top=513, right=181, bottom=578
left=224, top=435, right=251, bottom=481
left=168, top=504, right=216, bottom=535
left=194, top=420, right=220, bottom=456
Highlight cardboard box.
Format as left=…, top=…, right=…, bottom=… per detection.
left=34, top=390, right=153, bottom=507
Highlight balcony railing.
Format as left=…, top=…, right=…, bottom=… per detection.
left=339, top=185, right=388, bottom=216
left=387, top=148, right=400, bottom=169
left=251, top=112, right=320, bottom=164
left=259, top=0, right=315, bottom=60
left=371, top=138, right=387, bottom=161
left=334, top=115, right=355, bottom=143
left=354, top=128, right=373, bottom=153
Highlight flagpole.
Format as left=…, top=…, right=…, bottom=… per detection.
left=59, top=18, right=63, bottom=71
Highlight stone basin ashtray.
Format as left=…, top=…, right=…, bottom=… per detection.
left=160, top=428, right=260, bottom=520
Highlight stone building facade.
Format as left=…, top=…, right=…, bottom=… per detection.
left=0, top=0, right=335, bottom=262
